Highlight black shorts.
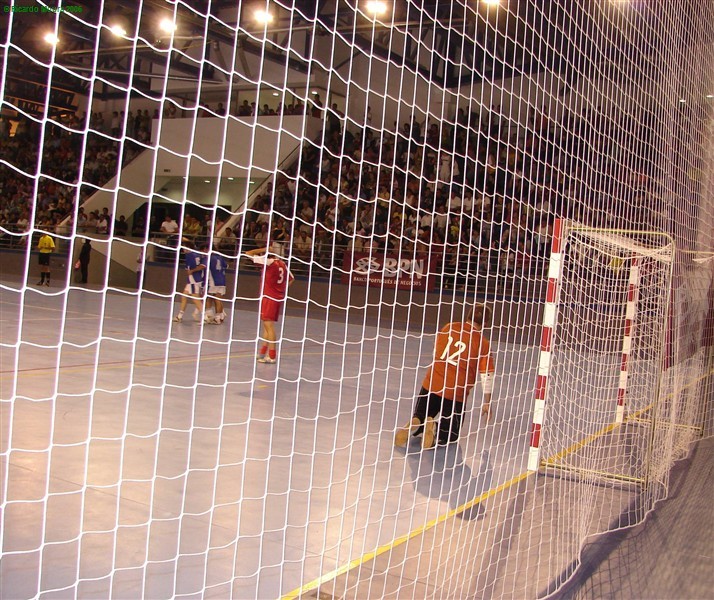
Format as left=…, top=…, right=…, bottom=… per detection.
left=38, top=253, right=51, bottom=266
left=412, top=387, right=465, bottom=444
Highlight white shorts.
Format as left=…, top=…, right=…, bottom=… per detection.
left=183, top=283, right=203, bottom=296
left=208, top=285, right=226, bottom=296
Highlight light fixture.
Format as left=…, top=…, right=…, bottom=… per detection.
left=365, top=1, right=388, bottom=17
left=159, top=17, right=177, bottom=33
left=707, top=94, right=713, bottom=99
left=679, top=98, right=686, bottom=103
left=228, top=177, right=235, bottom=181
left=311, top=90, right=319, bottom=96
left=109, top=24, right=127, bottom=37
left=204, top=179, right=211, bottom=183
left=254, top=9, right=274, bottom=24
left=481, top=0, right=501, bottom=5
left=44, top=32, right=60, bottom=46
left=272, top=92, right=280, bottom=97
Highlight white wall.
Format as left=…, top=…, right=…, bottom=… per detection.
left=154, top=114, right=322, bottom=177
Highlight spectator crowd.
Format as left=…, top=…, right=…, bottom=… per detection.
left=1, top=96, right=655, bottom=289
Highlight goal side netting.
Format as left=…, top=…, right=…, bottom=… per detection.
left=529, top=219, right=677, bottom=487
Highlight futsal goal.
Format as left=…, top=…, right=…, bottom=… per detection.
left=528, top=218, right=677, bottom=488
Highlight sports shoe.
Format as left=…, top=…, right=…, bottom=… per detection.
left=395, top=417, right=421, bottom=447
left=37, top=280, right=43, bottom=286
left=257, top=356, right=276, bottom=364
left=422, top=417, right=437, bottom=450
left=173, top=314, right=183, bottom=322
left=44, top=281, right=50, bottom=286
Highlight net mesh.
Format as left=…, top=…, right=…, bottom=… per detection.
left=1, top=1, right=713, bottom=599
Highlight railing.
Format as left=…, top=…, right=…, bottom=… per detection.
left=0, top=225, right=549, bottom=297
left=0, top=226, right=71, bottom=255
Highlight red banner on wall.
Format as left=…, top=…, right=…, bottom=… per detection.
left=341, top=252, right=435, bottom=291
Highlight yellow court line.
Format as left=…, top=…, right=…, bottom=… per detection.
left=282, top=367, right=714, bottom=599
left=281, top=470, right=533, bottom=600
left=549, top=366, right=714, bottom=464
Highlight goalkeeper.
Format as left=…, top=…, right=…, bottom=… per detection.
left=395, top=303, right=495, bottom=449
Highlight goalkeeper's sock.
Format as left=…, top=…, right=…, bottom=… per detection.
left=259, top=345, right=268, bottom=357
left=268, top=349, right=277, bottom=360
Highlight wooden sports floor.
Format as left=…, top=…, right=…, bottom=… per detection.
left=1, top=283, right=709, bottom=599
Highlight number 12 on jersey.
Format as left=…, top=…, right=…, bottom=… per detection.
left=439, top=335, right=466, bottom=366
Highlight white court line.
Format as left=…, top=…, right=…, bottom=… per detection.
left=0, top=348, right=405, bottom=381
left=0, top=299, right=138, bottom=322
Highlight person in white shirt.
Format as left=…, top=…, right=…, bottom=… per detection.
left=160, top=215, right=179, bottom=234
left=292, top=229, right=313, bottom=261
left=462, top=192, right=474, bottom=215
left=433, top=203, right=448, bottom=234
left=96, top=215, right=109, bottom=235
left=448, top=190, right=462, bottom=213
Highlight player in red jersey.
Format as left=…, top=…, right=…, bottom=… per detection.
left=245, top=245, right=294, bottom=364
left=395, top=303, right=495, bottom=449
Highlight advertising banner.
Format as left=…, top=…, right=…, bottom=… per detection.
left=341, top=251, right=435, bottom=291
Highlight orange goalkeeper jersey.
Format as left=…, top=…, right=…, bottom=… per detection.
left=422, top=321, right=495, bottom=402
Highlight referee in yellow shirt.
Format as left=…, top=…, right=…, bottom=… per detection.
left=37, top=232, right=55, bottom=286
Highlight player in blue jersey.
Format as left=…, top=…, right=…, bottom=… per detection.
left=173, top=240, right=206, bottom=323
left=205, top=248, right=229, bottom=324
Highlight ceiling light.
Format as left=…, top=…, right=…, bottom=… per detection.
left=365, top=1, right=388, bottom=16
left=679, top=99, right=686, bottom=103
left=228, top=177, right=235, bottom=181
left=481, top=0, right=501, bottom=5
left=707, top=94, right=713, bottom=99
left=159, top=18, right=177, bottom=33
left=109, top=24, right=127, bottom=37
left=272, top=92, right=279, bottom=97
left=204, top=180, right=211, bottom=183
left=254, top=9, right=274, bottom=24
left=44, top=32, right=59, bottom=46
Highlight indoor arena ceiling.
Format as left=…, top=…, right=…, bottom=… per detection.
left=1, top=0, right=667, bottom=116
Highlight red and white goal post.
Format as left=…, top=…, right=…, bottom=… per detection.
left=527, top=218, right=676, bottom=485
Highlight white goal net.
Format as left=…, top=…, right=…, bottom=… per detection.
left=1, top=1, right=713, bottom=599
left=529, top=221, right=676, bottom=482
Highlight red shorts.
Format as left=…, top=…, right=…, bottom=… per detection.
left=260, top=297, right=283, bottom=322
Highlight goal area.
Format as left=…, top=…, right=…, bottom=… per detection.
left=1, top=1, right=714, bottom=599
left=529, top=219, right=678, bottom=474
